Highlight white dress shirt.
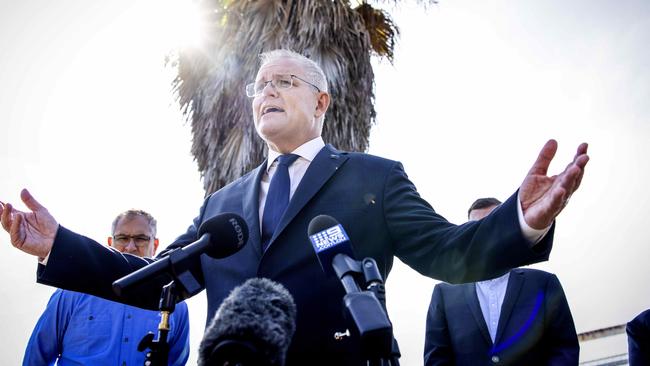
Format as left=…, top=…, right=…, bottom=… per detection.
left=258, top=136, right=325, bottom=232
left=476, top=271, right=511, bottom=343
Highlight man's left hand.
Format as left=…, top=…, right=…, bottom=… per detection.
left=520, top=139, right=589, bottom=229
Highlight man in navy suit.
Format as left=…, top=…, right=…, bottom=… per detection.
left=424, top=198, right=579, bottom=366
left=627, top=309, right=650, bottom=365
left=1, top=49, right=589, bottom=365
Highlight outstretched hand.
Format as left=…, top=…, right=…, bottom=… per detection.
left=520, top=140, right=589, bottom=229
left=0, top=189, right=58, bottom=259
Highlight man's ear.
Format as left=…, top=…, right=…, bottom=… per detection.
left=107, top=236, right=113, bottom=247
left=153, top=238, right=159, bottom=254
left=314, top=91, right=330, bottom=119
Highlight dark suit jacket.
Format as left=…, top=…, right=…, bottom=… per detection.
left=39, top=144, right=554, bottom=365
left=424, top=268, right=579, bottom=366
left=627, top=309, right=650, bottom=366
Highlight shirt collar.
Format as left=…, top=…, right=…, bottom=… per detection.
left=477, top=271, right=510, bottom=286
left=266, top=136, right=325, bottom=172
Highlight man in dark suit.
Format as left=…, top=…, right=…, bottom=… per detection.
left=424, top=198, right=579, bottom=366
left=1, top=49, right=589, bottom=365
left=627, top=309, right=650, bottom=366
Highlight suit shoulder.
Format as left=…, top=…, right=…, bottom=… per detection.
left=434, top=281, right=467, bottom=292
left=334, top=150, right=405, bottom=179
left=344, top=150, right=399, bottom=166
left=206, top=165, right=259, bottom=199
left=515, top=268, right=559, bottom=282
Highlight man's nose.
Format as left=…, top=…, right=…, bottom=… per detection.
left=261, top=81, right=278, bottom=97
left=124, top=240, right=138, bottom=252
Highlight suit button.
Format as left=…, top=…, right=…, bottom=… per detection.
left=491, top=355, right=500, bottom=363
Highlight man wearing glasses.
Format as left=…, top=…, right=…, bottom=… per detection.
left=2, top=49, right=588, bottom=365
left=22, top=210, right=190, bottom=366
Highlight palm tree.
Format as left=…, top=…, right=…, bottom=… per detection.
left=173, top=0, right=416, bottom=195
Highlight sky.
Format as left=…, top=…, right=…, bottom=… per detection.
left=1, top=0, right=649, bottom=365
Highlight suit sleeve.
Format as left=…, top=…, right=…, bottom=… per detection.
left=37, top=195, right=212, bottom=309
left=168, top=301, right=191, bottom=366
left=36, top=226, right=166, bottom=309
left=383, top=162, right=553, bottom=283
left=544, top=274, right=579, bottom=365
left=22, top=289, right=69, bottom=366
left=424, top=284, right=454, bottom=366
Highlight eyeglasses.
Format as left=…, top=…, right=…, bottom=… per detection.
left=245, top=74, right=321, bottom=98
left=112, top=234, right=152, bottom=248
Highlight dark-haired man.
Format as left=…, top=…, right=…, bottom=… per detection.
left=424, top=198, right=579, bottom=365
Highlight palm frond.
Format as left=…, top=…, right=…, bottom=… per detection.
left=355, top=3, right=400, bottom=62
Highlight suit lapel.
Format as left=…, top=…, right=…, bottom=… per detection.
left=464, top=283, right=493, bottom=345
left=494, top=270, right=524, bottom=344
left=242, top=161, right=267, bottom=259
left=267, top=144, right=348, bottom=248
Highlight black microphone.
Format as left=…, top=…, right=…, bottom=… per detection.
left=113, top=213, right=248, bottom=297
left=307, top=215, right=394, bottom=360
left=198, top=278, right=297, bottom=366
left=307, top=214, right=357, bottom=281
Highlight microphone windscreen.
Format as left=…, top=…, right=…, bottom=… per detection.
left=307, top=214, right=339, bottom=236
left=198, top=278, right=297, bottom=366
left=198, top=213, right=249, bottom=259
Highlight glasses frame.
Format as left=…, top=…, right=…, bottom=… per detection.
left=112, top=234, right=153, bottom=248
left=246, top=74, right=321, bottom=98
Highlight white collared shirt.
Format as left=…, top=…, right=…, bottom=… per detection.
left=258, top=136, right=325, bottom=232
left=476, top=271, right=511, bottom=343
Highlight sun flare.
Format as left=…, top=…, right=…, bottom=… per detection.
left=153, top=0, right=206, bottom=51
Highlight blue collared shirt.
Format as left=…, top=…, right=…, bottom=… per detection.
left=23, top=289, right=190, bottom=366
left=475, top=271, right=511, bottom=343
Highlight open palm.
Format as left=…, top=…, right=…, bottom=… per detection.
left=520, top=140, right=589, bottom=229
left=0, top=189, right=58, bottom=259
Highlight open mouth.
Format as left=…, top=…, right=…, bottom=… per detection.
left=262, top=106, right=285, bottom=115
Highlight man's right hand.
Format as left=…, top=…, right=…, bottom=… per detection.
left=0, top=189, right=58, bottom=259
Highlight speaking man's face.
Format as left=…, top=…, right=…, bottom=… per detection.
left=252, top=58, right=326, bottom=153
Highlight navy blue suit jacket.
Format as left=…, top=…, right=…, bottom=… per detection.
left=39, top=145, right=554, bottom=365
left=424, top=268, right=579, bottom=366
left=627, top=309, right=650, bottom=366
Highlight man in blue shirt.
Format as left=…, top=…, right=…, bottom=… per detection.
left=23, top=210, right=190, bottom=366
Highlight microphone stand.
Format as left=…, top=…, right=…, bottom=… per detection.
left=361, top=258, right=401, bottom=366
left=138, top=281, right=177, bottom=366
left=114, top=247, right=204, bottom=366
left=332, top=255, right=401, bottom=366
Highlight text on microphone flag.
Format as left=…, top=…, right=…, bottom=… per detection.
left=309, top=224, right=349, bottom=252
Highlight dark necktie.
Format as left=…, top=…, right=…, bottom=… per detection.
left=261, top=154, right=299, bottom=251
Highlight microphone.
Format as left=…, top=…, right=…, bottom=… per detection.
left=198, top=278, right=297, bottom=366
left=113, top=213, right=249, bottom=297
left=307, top=215, right=394, bottom=360
left=307, top=214, right=356, bottom=279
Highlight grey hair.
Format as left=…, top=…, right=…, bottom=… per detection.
left=111, top=209, right=157, bottom=237
left=259, top=49, right=328, bottom=93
